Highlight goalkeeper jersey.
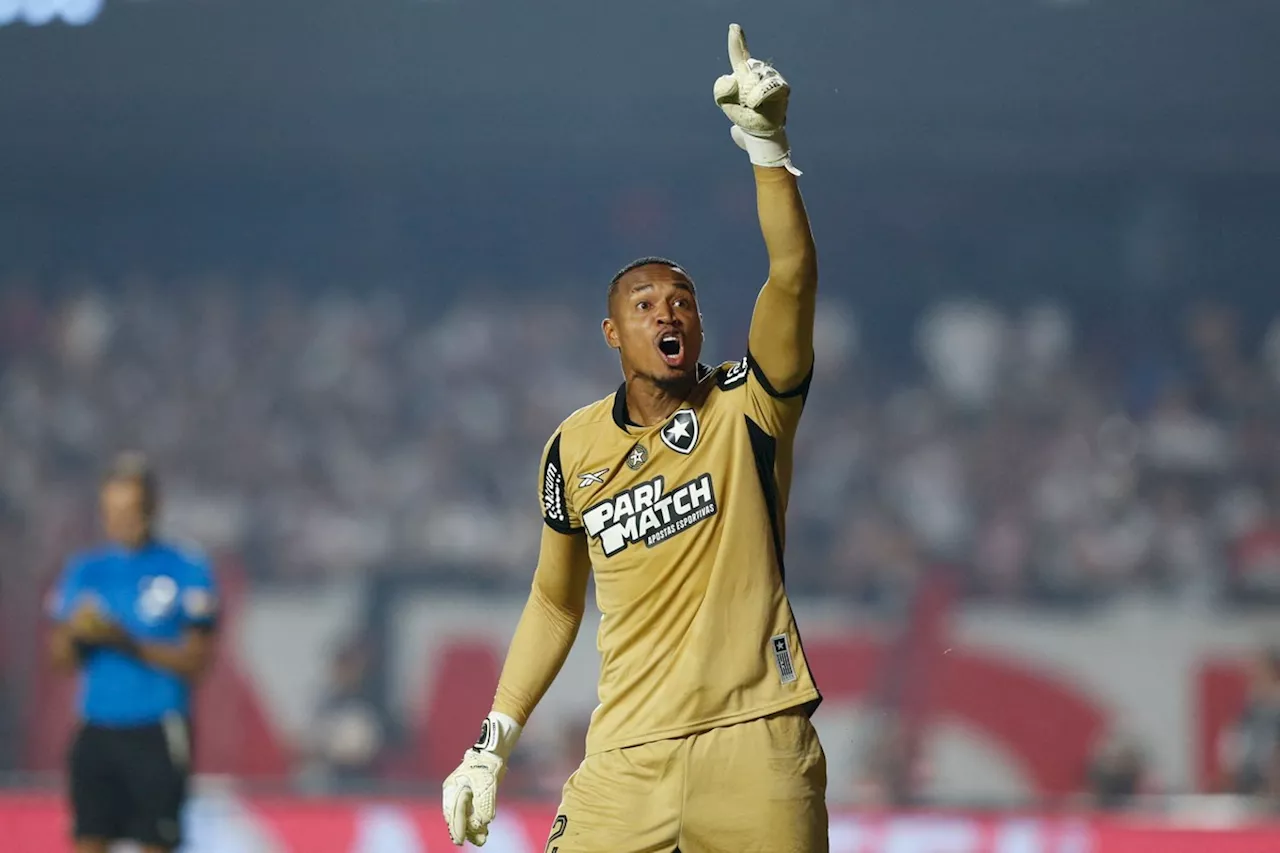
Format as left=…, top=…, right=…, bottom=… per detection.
left=539, top=355, right=822, bottom=756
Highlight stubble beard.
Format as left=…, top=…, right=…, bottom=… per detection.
left=637, top=368, right=697, bottom=398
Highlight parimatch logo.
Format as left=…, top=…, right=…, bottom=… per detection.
left=582, top=474, right=718, bottom=557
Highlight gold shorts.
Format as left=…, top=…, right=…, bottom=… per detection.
left=544, top=707, right=827, bottom=853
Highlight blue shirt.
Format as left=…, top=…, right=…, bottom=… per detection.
left=48, top=539, right=219, bottom=726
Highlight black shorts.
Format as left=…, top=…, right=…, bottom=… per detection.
left=68, top=715, right=191, bottom=848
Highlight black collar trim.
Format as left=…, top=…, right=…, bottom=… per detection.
left=611, top=381, right=634, bottom=430
left=611, top=363, right=715, bottom=433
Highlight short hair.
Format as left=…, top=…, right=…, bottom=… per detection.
left=103, top=450, right=159, bottom=516
left=607, top=256, right=696, bottom=312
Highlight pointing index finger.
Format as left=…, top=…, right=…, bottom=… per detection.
left=728, top=23, right=751, bottom=74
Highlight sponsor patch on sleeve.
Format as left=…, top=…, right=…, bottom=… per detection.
left=541, top=433, right=577, bottom=533
left=183, top=588, right=219, bottom=620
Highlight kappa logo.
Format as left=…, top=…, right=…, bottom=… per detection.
left=577, top=469, right=608, bottom=488
left=583, top=473, right=718, bottom=557
left=660, top=408, right=700, bottom=455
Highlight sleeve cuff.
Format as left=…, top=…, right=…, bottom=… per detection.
left=543, top=516, right=581, bottom=535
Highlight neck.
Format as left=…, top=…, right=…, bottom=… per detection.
left=117, top=532, right=153, bottom=552
left=625, top=373, right=694, bottom=427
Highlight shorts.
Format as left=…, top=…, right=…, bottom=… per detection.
left=546, top=707, right=828, bottom=853
left=68, top=714, right=191, bottom=848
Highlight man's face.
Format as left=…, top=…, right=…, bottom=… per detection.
left=100, top=478, right=151, bottom=548
left=602, top=264, right=704, bottom=387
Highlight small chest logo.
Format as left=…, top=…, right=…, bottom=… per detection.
left=137, top=575, right=179, bottom=623
left=660, top=408, right=700, bottom=455
left=577, top=469, right=608, bottom=488
left=626, top=444, right=648, bottom=470
left=583, top=473, right=718, bottom=557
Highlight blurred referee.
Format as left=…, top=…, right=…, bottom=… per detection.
left=46, top=452, right=219, bottom=853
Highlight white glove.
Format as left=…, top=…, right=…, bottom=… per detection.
left=442, top=712, right=522, bottom=847
left=713, top=23, right=801, bottom=176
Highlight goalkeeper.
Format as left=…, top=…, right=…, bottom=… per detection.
left=443, top=23, right=827, bottom=853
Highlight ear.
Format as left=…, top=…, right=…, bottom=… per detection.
left=602, top=317, right=620, bottom=350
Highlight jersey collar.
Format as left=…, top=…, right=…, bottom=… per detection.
left=611, top=362, right=715, bottom=433
left=110, top=535, right=159, bottom=557
left=611, top=382, right=635, bottom=431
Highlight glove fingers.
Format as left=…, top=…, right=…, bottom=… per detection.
left=727, top=23, right=751, bottom=74
left=741, top=64, right=788, bottom=110
left=742, top=82, right=786, bottom=111
left=713, top=73, right=739, bottom=105
left=721, top=104, right=778, bottom=137
left=717, top=25, right=795, bottom=169
left=448, top=787, right=472, bottom=846
left=441, top=784, right=457, bottom=843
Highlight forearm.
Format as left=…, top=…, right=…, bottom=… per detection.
left=754, top=165, right=817, bottom=287
left=134, top=644, right=202, bottom=680
left=47, top=625, right=83, bottom=674
left=748, top=166, right=817, bottom=388
left=127, top=631, right=215, bottom=681
left=491, top=523, right=591, bottom=725
left=492, top=584, right=583, bottom=725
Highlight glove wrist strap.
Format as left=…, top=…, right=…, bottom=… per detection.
left=473, top=711, right=522, bottom=761
left=732, top=127, right=802, bottom=176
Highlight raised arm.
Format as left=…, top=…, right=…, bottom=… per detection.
left=748, top=167, right=817, bottom=393
left=714, top=24, right=817, bottom=393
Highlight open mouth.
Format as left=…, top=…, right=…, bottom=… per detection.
left=657, top=332, right=685, bottom=367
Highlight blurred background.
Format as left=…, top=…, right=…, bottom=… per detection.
left=3, top=0, right=1280, bottom=850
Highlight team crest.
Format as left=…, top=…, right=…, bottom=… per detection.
left=626, top=444, right=648, bottom=470
left=660, top=408, right=700, bottom=455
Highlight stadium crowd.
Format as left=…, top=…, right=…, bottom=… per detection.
left=3, top=277, right=1280, bottom=609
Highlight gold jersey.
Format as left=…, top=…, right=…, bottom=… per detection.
left=539, top=355, right=821, bottom=756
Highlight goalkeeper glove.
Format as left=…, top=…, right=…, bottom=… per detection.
left=713, top=23, right=801, bottom=175
left=442, top=711, right=522, bottom=847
